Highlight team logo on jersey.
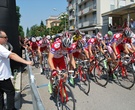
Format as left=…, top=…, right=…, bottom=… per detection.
left=54, top=43, right=60, bottom=48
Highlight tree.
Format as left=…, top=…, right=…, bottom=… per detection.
left=16, top=6, right=24, bottom=37
left=40, top=20, right=44, bottom=27
left=26, top=27, right=30, bottom=37
left=18, top=25, right=24, bottom=37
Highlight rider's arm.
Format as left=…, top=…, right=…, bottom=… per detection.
left=69, top=53, right=76, bottom=69
left=88, top=45, right=93, bottom=56
left=112, top=42, right=118, bottom=55
left=83, top=48, right=89, bottom=59
left=48, top=52, right=55, bottom=70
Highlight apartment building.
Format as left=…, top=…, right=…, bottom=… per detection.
left=46, top=16, right=60, bottom=28
left=67, top=0, right=134, bottom=34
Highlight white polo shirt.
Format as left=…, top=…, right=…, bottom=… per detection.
left=0, top=44, right=12, bottom=80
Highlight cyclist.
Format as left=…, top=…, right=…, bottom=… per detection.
left=103, top=31, right=113, bottom=45
left=37, top=36, right=51, bottom=74
left=48, top=35, right=73, bottom=97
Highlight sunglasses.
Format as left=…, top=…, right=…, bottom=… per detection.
left=0, top=36, right=8, bottom=39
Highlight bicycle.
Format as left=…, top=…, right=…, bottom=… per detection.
left=88, top=52, right=109, bottom=87
left=51, top=69, right=75, bottom=110
left=28, top=50, right=40, bottom=68
left=42, top=52, right=50, bottom=79
left=107, top=54, right=135, bottom=89
left=73, top=59, right=90, bottom=95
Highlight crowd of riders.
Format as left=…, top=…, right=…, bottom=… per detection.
left=23, top=27, right=135, bottom=97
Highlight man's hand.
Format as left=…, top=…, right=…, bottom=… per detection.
left=26, top=61, right=34, bottom=66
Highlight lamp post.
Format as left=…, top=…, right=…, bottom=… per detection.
left=53, top=8, right=67, bottom=32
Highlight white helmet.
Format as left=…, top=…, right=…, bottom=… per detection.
left=46, top=35, right=51, bottom=40
left=62, top=37, right=73, bottom=47
left=31, top=37, right=36, bottom=42
left=85, top=34, right=91, bottom=39
left=36, top=37, right=41, bottom=41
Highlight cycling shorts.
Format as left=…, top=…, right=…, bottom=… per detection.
left=73, top=51, right=80, bottom=58
left=40, top=46, right=47, bottom=52
left=53, top=56, right=66, bottom=70
left=32, top=46, right=38, bottom=50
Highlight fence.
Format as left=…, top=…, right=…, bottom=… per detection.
left=25, top=49, right=45, bottom=110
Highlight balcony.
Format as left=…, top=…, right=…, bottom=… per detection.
left=78, top=23, right=83, bottom=28
left=83, top=21, right=90, bottom=27
left=78, top=10, right=84, bottom=16
left=89, top=20, right=97, bottom=25
left=78, top=0, right=89, bottom=5
left=69, top=15, right=75, bottom=20
left=78, top=5, right=97, bottom=16
left=68, top=4, right=73, bottom=10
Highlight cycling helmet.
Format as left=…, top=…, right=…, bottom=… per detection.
left=36, top=36, right=41, bottom=41
left=85, top=34, right=91, bottom=39
left=73, top=35, right=82, bottom=42
left=63, top=32, right=71, bottom=38
left=107, top=31, right=113, bottom=36
left=62, top=37, right=73, bottom=47
left=96, top=32, right=102, bottom=40
left=31, top=37, right=36, bottom=42
left=76, top=40, right=84, bottom=49
left=123, top=28, right=132, bottom=37
left=46, top=35, right=51, bottom=40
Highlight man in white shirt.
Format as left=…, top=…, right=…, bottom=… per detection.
left=0, top=30, right=33, bottom=110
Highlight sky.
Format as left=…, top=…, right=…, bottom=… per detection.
left=16, top=0, right=68, bottom=35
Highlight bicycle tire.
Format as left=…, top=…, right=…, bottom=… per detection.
left=42, top=56, right=50, bottom=79
left=56, top=83, right=75, bottom=110
left=116, top=65, right=135, bottom=89
left=78, top=68, right=90, bottom=95
left=94, top=63, right=109, bottom=87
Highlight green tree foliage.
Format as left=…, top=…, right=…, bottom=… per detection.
left=26, top=13, right=69, bottom=37
left=18, top=26, right=24, bottom=37
left=26, top=27, right=30, bottom=37
left=16, top=6, right=24, bottom=37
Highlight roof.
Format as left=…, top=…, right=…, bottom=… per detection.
left=102, top=3, right=135, bottom=17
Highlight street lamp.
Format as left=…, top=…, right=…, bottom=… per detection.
left=53, top=8, right=67, bottom=32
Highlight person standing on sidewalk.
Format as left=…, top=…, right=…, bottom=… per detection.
left=0, top=30, right=33, bottom=110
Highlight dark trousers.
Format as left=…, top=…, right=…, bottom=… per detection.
left=0, top=78, right=15, bottom=110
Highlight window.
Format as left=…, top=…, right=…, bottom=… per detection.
left=110, top=5, right=115, bottom=10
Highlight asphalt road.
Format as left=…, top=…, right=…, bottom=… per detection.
left=21, top=66, right=135, bottom=110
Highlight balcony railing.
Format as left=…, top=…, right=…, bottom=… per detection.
left=68, top=4, right=73, bottom=10
left=78, top=23, right=83, bottom=28
left=69, top=15, right=75, bottom=20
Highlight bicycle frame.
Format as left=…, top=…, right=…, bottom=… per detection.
left=109, top=59, right=127, bottom=77
left=58, top=77, right=68, bottom=103
left=53, top=71, right=68, bottom=103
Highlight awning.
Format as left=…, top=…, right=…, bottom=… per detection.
left=102, top=3, right=135, bottom=17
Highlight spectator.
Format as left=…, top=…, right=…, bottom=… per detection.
left=108, top=23, right=113, bottom=30
left=129, top=18, right=135, bottom=29
left=113, top=23, right=117, bottom=29
left=0, top=30, right=33, bottom=110
left=122, top=18, right=128, bottom=28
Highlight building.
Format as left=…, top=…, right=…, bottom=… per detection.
left=67, top=0, right=134, bottom=35
left=46, top=16, right=60, bottom=28
left=102, top=2, right=135, bottom=35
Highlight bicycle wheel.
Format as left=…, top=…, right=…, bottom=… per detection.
left=56, top=83, right=75, bottom=110
left=33, top=55, right=40, bottom=68
left=43, top=58, right=50, bottom=79
left=116, top=65, right=135, bottom=89
left=78, top=68, right=90, bottom=95
left=94, top=63, right=109, bottom=87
